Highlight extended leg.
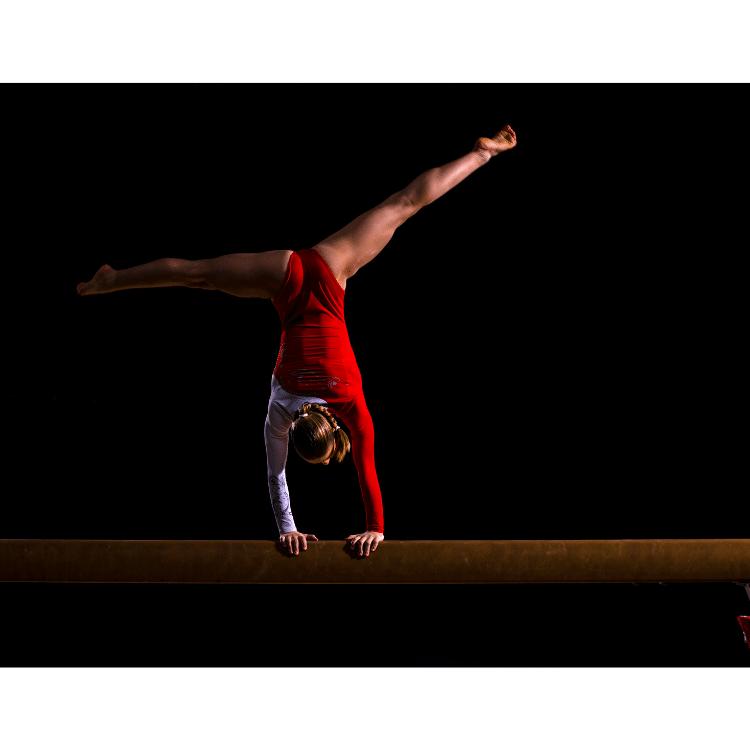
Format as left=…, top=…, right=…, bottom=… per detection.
left=76, top=250, right=293, bottom=299
left=314, top=125, right=517, bottom=282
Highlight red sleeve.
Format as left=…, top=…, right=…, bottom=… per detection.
left=345, top=394, right=384, bottom=533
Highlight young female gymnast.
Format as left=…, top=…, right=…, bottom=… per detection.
left=77, top=124, right=517, bottom=558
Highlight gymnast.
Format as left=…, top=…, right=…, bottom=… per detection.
left=77, top=124, right=518, bottom=558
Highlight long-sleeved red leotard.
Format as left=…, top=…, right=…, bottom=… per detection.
left=270, top=247, right=384, bottom=533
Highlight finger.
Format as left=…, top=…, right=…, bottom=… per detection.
left=358, top=539, right=365, bottom=557
left=293, top=536, right=300, bottom=556
left=302, top=536, right=308, bottom=551
left=371, top=538, right=380, bottom=552
left=363, top=538, right=372, bottom=557
left=350, top=535, right=361, bottom=547
left=308, top=535, right=319, bottom=542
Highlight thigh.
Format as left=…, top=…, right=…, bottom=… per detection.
left=199, top=250, right=293, bottom=298
left=314, top=192, right=417, bottom=280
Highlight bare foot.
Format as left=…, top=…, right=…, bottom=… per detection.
left=77, top=264, right=117, bottom=296
left=474, top=124, right=518, bottom=160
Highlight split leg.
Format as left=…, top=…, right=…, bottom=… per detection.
left=313, top=125, right=517, bottom=283
left=76, top=249, right=293, bottom=299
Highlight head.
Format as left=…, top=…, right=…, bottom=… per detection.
left=290, top=403, right=351, bottom=466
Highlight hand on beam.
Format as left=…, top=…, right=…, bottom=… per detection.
left=278, top=532, right=318, bottom=557
left=346, top=531, right=385, bottom=558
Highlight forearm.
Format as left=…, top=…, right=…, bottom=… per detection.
left=402, top=149, right=490, bottom=209
left=356, top=467, right=384, bottom=533
left=268, top=473, right=297, bottom=534
left=353, top=446, right=384, bottom=533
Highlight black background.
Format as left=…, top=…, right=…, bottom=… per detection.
left=1, top=84, right=748, bottom=665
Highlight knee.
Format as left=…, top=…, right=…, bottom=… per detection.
left=181, top=259, right=213, bottom=288
left=390, top=191, right=421, bottom=224
left=392, top=190, right=414, bottom=208
left=159, top=257, right=195, bottom=284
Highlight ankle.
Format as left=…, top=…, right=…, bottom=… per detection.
left=472, top=142, right=494, bottom=163
left=474, top=148, right=492, bottom=164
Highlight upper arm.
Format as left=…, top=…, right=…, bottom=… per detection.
left=265, top=403, right=291, bottom=475
left=314, top=191, right=419, bottom=280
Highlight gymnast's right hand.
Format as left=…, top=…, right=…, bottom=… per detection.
left=279, top=531, right=319, bottom=556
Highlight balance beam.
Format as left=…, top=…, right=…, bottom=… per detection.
left=1, top=539, right=749, bottom=584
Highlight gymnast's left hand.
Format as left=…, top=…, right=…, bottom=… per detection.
left=346, top=531, right=384, bottom=558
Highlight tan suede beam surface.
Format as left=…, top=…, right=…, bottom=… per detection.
left=1, top=539, right=749, bottom=584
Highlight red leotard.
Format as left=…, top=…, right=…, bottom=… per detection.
left=271, top=247, right=384, bottom=533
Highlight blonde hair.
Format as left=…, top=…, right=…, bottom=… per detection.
left=290, top=402, right=351, bottom=464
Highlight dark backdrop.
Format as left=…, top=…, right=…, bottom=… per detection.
left=3, top=84, right=746, bottom=540
left=2, top=85, right=748, bottom=667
